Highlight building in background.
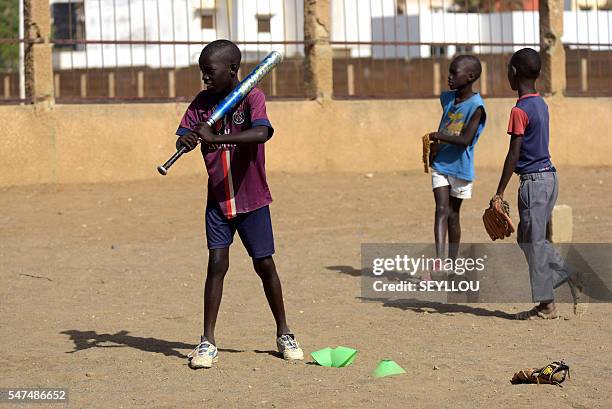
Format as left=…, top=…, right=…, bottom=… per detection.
left=51, top=0, right=303, bottom=70
left=37, top=0, right=612, bottom=99
left=331, top=0, right=611, bottom=58
left=51, top=0, right=611, bottom=71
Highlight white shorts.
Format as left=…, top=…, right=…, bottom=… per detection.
left=431, top=170, right=473, bottom=199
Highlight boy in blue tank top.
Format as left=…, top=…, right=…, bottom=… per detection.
left=424, top=55, right=487, bottom=278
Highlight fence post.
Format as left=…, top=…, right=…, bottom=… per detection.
left=539, top=0, right=565, bottom=96
left=24, top=0, right=54, bottom=105
left=168, top=70, right=176, bottom=98
left=580, top=57, right=588, bottom=93
left=137, top=71, right=144, bottom=98
left=3, top=76, right=10, bottom=99
left=54, top=73, right=60, bottom=97
left=480, top=61, right=488, bottom=96
left=108, top=72, right=116, bottom=98
left=271, top=69, right=278, bottom=97
left=347, top=64, right=355, bottom=96
left=304, top=0, right=333, bottom=100
left=80, top=73, right=87, bottom=98
left=433, top=62, right=441, bottom=96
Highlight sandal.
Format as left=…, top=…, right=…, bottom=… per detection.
left=515, top=307, right=559, bottom=320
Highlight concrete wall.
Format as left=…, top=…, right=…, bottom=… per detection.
left=1, top=96, right=610, bottom=186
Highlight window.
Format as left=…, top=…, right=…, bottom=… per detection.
left=51, top=2, right=86, bottom=50
left=200, top=9, right=216, bottom=30
left=257, top=15, right=271, bottom=33
left=397, top=0, right=407, bottom=15
left=430, top=45, right=447, bottom=58
left=456, top=45, right=474, bottom=54
left=332, top=49, right=351, bottom=58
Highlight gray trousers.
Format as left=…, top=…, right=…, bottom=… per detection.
left=517, top=171, right=573, bottom=302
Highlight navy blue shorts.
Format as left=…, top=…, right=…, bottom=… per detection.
left=205, top=202, right=275, bottom=259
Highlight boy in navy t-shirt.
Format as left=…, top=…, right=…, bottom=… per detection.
left=492, top=48, right=584, bottom=319
left=425, top=55, right=486, bottom=278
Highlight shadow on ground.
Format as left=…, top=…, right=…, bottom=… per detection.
left=326, top=265, right=363, bottom=277
left=358, top=297, right=516, bottom=319
left=326, top=265, right=515, bottom=320
left=60, top=330, right=244, bottom=359
left=253, top=349, right=283, bottom=359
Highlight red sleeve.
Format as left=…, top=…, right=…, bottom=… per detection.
left=248, top=88, right=271, bottom=124
left=247, top=88, right=273, bottom=136
left=176, top=94, right=204, bottom=135
left=178, top=103, right=197, bottom=129
left=507, top=106, right=529, bottom=136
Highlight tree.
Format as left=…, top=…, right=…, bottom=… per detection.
left=0, top=0, right=19, bottom=72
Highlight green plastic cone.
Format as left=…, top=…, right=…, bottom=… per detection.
left=331, top=346, right=358, bottom=367
left=373, top=359, right=407, bottom=378
left=311, top=346, right=358, bottom=367
left=310, top=347, right=333, bottom=367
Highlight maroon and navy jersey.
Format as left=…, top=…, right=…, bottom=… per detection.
left=176, top=87, right=274, bottom=218
left=507, top=93, right=554, bottom=175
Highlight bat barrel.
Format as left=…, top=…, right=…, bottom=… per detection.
left=158, top=51, right=283, bottom=175
left=207, top=51, right=283, bottom=125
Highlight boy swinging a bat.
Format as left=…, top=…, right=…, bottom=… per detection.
left=176, top=40, right=303, bottom=368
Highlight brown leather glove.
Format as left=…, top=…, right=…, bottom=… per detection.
left=422, top=133, right=438, bottom=173
left=482, top=195, right=515, bottom=241
left=511, top=361, right=570, bottom=387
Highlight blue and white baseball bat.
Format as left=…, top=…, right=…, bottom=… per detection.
left=157, top=51, right=283, bottom=175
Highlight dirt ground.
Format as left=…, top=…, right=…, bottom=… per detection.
left=1, top=167, right=611, bottom=409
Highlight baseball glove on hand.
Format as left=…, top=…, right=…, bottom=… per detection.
left=422, top=133, right=438, bottom=173
left=511, top=361, right=570, bottom=387
left=482, top=195, right=515, bottom=241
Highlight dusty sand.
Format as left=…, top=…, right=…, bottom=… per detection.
left=1, top=167, right=611, bottom=408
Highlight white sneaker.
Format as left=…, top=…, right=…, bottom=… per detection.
left=276, top=333, right=304, bottom=361
left=187, top=339, right=218, bottom=368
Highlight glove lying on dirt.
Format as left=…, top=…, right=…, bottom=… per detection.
left=482, top=195, right=515, bottom=241
left=511, top=361, right=570, bottom=387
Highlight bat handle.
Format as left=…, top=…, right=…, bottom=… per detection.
left=157, top=145, right=188, bottom=175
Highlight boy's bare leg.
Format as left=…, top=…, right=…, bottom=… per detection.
left=433, top=186, right=450, bottom=259
left=203, top=248, right=230, bottom=346
left=252, top=256, right=290, bottom=336
left=448, top=196, right=463, bottom=260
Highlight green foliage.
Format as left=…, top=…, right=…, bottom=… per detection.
left=0, top=0, right=19, bottom=72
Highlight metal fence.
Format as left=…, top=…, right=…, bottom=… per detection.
left=49, top=0, right=306, bottom=102
left=331, top=0, right=612, bottom=98
left=564, top=0, right=612, bottom=96
left=332, top=0, right=536, bottom=98
left=0, top=0, right=610, bottom=103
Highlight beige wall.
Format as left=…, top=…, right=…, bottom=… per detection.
left=1, top=97, right=610, bottom=186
